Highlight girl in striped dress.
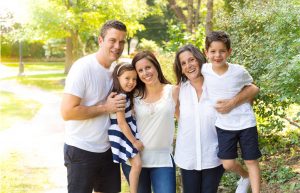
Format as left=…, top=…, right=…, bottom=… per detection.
left=108, top=62, right=143, bottom=193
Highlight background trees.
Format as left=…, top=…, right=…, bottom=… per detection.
left=1, top=0, right=299, bottom=191
left=215, top=0, right=300, bottom=131
left=25, top=0, right=149, bottom=73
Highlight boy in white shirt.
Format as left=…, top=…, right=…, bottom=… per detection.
left=202, top=31, right=261, bottom=193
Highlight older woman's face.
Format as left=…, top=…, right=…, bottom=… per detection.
left=135, top=58, right=159, bottom=86
left=179, top=51, right=201, bottom=81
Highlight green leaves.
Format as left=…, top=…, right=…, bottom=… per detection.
left=215, top=0, right=300, bottom=135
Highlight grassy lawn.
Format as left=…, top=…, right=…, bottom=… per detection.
left=1, top=62, right=66, bottom=92
left=0, top=152, right=52, bottom=193
left=2, top=62, right=65, bottom=72
left=0, top=62, right=64, bottom=192
left=16, top=73, right=66, bottom=92
left=0, top=91, right=42, bottom=131
left=121, top=174, right=130, bottom=193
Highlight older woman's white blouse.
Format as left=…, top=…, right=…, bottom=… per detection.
left=174, top=81, right=221, bottom=170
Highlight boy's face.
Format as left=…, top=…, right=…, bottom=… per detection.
left=205, top=41, right=232, bottom=68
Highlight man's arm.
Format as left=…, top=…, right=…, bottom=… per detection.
left=61, top=92, right=126, bottom=121
left=215, top=84, right=259, bottom=114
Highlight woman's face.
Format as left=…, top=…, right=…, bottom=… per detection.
left=179, top=51, right=201, bottom=81
left=135, top=58, right=159, bottom=86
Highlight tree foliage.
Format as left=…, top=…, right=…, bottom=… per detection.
left=163, top=21, right=206, bottom=52
left=26, top=0, right=149, bottom=72
left=215, top=0, right=300, bottom=134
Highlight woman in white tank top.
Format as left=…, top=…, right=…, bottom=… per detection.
left=121, top=51, right=179, bottom=193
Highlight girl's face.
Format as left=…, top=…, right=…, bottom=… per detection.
left=179, top=51, right=201, bottom=81
left=118, top=70, right=137, bottom=93
left=205, top=41, right=232, bottom=68
left=135, top=58, right=159, bottom=86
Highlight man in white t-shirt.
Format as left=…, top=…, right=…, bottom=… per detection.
left=61, top=20, right=127, bottom=193
left=203, top=31, right=261, bottom=193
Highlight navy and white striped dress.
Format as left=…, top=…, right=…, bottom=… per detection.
left=108, top=95, right=139, bottom=163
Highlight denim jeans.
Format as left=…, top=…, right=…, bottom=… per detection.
left=180, top=165, right=225, bottom=193
left=122, top=161, right=176, bottom=193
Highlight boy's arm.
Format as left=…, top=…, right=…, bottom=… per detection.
left=215, top=84, right=259, bottom=114
left=116, top=111, right=144, bottom=151
left=61, top=92, right=126, bottom=121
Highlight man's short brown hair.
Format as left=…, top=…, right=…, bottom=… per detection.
left=99, top=20, right=127, bottom=38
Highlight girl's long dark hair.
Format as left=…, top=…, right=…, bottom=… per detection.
left=109, top=62, right=136, bottom=109
left=132, top=51, right=170, bottom=98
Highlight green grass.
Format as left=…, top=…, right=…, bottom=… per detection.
left=1, top=62, right=66, bottom=92
left=0, top=152, right=52, bottom=193
left=2, top=62, right=65, bottom=71
left=16, top=73, right=66, bottom=92
left=121, top=177, right=130, bottom=193
left=0, top=91, right=42, bottom=131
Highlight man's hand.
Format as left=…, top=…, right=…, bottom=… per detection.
left=104, top=92, right=126, bottom=113
left=133, top=140, right=144, bottom=152
left=215, top=99, right=236, bottom=114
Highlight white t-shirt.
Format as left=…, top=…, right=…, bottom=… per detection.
left=174, top=81, right=221, bottom=170
left=201, top=63, right=256, bottom=130
left=64, top=53, right=113, bottom=153
left=134, top=84, right=176, bottom=167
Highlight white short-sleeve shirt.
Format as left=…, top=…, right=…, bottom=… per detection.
left=201, top=63, right=256, bottom=130
left=64, top=53, right=113, bottom=153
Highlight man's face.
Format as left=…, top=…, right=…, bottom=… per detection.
left=98, top=28, right=126, bottom=65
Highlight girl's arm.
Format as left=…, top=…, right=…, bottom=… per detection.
left=116, top=111, right=144, bottom=151
left=215, top=84, right=259, bottom=114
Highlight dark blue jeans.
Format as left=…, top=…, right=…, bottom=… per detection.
left=122, top=162, right=176, bottom=193
left=180, top=165, right=225, bottom=193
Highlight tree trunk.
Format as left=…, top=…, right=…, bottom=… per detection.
left=194, top=0, right=201, bottom=27
left=167, top=0, right=187, bottom=24
left=205, top=0, right=213, bottom=35
left=187, top=0, right=194, bottom=33
left=72, top=30, right=80, bottom=60
left=127, top=38, right=131, bottom=55
left=64, top=30, right=80, bottom=74
left=65, top=36, right=73, bottom=74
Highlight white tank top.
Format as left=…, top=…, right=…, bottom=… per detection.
left=134, top=84, right=176, bottom=167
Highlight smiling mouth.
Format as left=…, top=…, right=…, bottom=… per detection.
left=187, top=69, right=196, bottom=73
left=111, top=50, right=120, bottom=56
left=144, top=76, right=152, bottom=81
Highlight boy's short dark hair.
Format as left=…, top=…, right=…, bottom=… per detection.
left=205, top=31, right=231, bottom=50
left=99, top=20, right=127, bottom=38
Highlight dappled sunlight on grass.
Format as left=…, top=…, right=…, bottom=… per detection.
left=0, top=152, right=52, bottom=193
left=16, top=73, right=66, bottom=92
left=0, top=91, right=42, bottom=131
left=121, top=172, right=129, bottom=193
left=1, top=62, right=66, bottom=92
left=2, top=62, right=65, bottom=71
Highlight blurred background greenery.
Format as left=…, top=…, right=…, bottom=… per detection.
left=1, top=0, right=299, bottom=192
